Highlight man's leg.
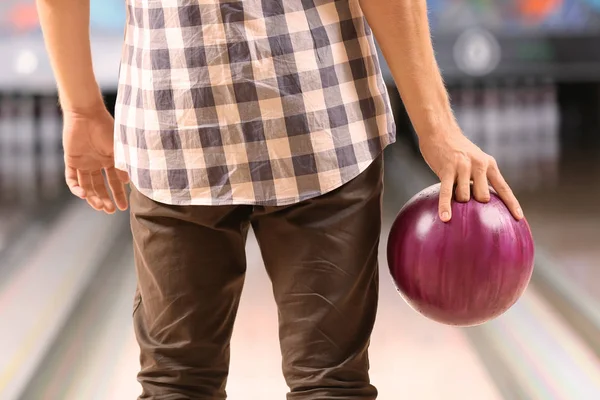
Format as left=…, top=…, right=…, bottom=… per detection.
left=129, top=187, right=252, bottom=399
left=252, top=156, right=384, bottom=399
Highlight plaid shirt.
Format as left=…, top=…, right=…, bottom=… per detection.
left=114, top=0, right=396, bottom=206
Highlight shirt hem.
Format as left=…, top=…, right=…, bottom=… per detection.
left=121, top=134, right=396, bottom=207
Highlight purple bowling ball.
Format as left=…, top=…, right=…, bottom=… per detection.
left=387, top=183, right=535, bottom=327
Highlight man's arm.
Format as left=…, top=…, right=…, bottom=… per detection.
left=360, top=0, right=452, bottom=138
left=36, top=0, right=129, bottom=213
left=36, top=0, right=103, bottom=112
left=360, top=0, right=522, bottom=221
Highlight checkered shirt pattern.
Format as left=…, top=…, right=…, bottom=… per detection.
left=114, top=0, right=396, bottom=206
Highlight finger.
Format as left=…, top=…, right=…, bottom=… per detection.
left=116, top=168, right=130, bottom=184
left=105, top=167, right=128, bottom=211
left=78, top=171, right=104, bottom=211
left=438, top=169, right=456, bottom=222
left=454, top=159, right=471, bottom=203
left=65, top=166, right=85, bottom=198
left=487, top=160, right=523, bottom=220
left=472, top=160, right=491, bottom=203
left=91, top=170, right=116, bottom=214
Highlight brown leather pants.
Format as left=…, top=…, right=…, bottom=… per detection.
left=129, top=156, right=383, bottom=399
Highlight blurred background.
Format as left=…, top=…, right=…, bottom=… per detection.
left=1, top=1, right=600, bottom=399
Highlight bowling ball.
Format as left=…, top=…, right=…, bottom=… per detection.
left=387, top=183, right=535, bottom=327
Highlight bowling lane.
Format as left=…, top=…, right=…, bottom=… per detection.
left=0, top=195, right=71, bottom=283
left=0, top=206, right=27, bottom=254
left=16, top=220, right=140, bottom=400
left=17, top=187, right=502, bottom=399
left=0, top=201, right=130, bottom=400
left=516, top=155, right=600, bottom=303
left=511, top=151, right=600, bottom=356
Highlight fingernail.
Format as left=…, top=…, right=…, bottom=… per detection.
left=441, top=211, right=450, bottom=221
left=516, top=208, right=523, bottom=219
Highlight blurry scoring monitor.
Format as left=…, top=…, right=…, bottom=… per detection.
left=427, top=0, right=600, bottom=35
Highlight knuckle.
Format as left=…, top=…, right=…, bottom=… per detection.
left=478, top=185, right=491, bottom=195
left=472, top=157, right=488, bottom=171
left=497, top=184, right=512, bottom=194
left=440, top=182, right=453, bottom=193
left=458, top=160, right=471, bottom=171
left=473, top=165, right=487, bottom=176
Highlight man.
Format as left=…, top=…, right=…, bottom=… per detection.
left=37, top=0, right=523, bottom=398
